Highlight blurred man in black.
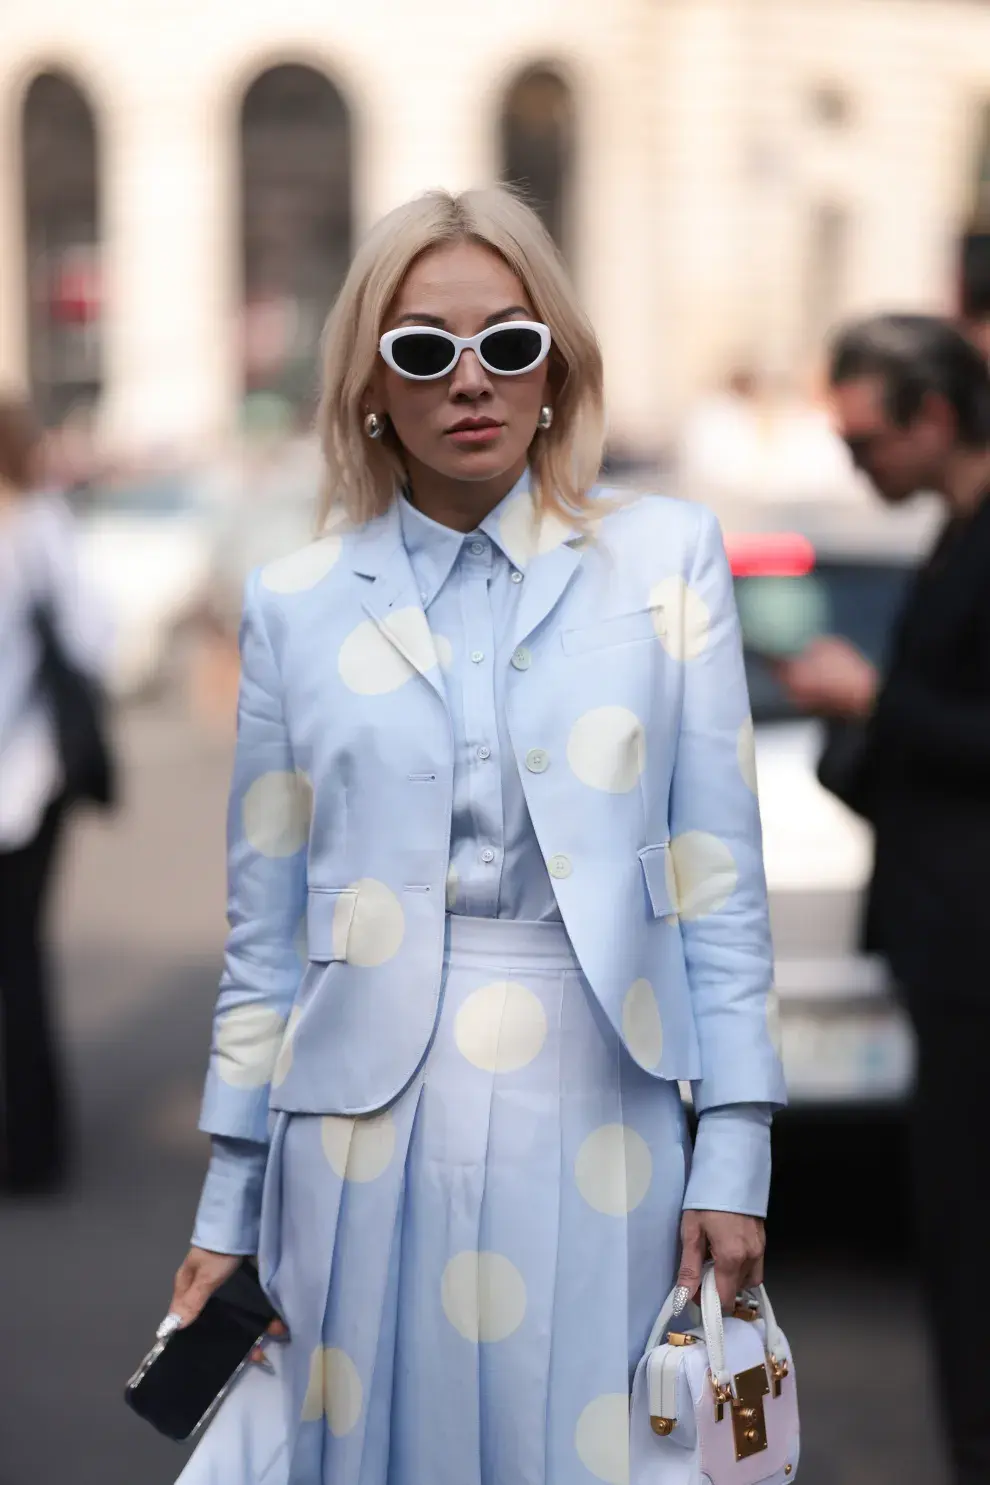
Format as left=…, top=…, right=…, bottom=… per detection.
left=779, top=314, right=990, bottom=1485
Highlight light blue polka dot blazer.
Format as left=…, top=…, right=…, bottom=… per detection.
left=199, top=484, right=786, bottom=1148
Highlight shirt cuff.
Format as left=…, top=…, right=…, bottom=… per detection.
left=682, top=1103, right=773, bottom=1218
left=191, top=1136, right=268, bottom=1255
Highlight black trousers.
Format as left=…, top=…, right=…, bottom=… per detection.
left=904, top=985, right=990, bottom=1485
left=0, top=798, right=67, bottom=1189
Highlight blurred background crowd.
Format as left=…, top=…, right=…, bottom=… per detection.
left=3, top=0, right=990, bottom=1482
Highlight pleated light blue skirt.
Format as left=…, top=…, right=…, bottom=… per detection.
left=178, top=917, right=688, bottom=1485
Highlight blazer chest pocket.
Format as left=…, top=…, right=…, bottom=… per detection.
left=638, top=843, right=677, bottom=919
left=306, top=886, right=357, bottom=963
left=561, top=606, right=662, bottom=656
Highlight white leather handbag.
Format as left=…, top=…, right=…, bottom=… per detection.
left=630, top=1264, right=799, bottom=1485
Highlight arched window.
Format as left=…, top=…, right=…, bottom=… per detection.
left=499, top=66, right=575, bottom=257
left=21, top=71, right=102, bottom=424
left=239, top=63, right=352, bottom=423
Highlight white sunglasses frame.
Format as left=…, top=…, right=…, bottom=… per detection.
left=379, top=321, right=551, bottom=381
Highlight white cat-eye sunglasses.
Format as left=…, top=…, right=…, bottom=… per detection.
left=379, top=321, right=551, bottom=381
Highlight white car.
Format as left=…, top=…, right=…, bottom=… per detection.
left=717, top=497, right=941, bottom=1106
left=74, top=474, right=221, bottom=698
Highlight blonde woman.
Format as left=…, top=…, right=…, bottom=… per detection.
left=169, top=187, right=785, bottom=1485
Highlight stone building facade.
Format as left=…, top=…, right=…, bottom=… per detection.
left=1, top=0, right=989, bottom=459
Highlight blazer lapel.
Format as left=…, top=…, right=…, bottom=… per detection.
left=351, top=506, right=448, bottom=706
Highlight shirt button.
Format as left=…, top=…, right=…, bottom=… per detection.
left=480, top=847, right=496, bottom=864
left=477, top=745, right=491, bottom=761
left=510, top=570, right=523, bottom=584
left=471, top=650, right=485, bottom=664
left=526, top=748, right=549, bottom=773
left=548, top=853, right=572, bottom=880
left=470, top=539, right=486, bottom=556
left=511, top=646, right=532, bottom=671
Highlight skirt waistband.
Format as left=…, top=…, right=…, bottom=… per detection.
left=444, top=914, right=579, bottom=973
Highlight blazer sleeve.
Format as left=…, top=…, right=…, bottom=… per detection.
left=669, top=507, right=787, bottom=1114
left=199, top=570, right=309, bottom=1143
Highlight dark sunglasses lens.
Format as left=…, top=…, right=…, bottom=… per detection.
left=481, top=326, right=544, bottom=372
left=391, top=333, right=455, bottom=377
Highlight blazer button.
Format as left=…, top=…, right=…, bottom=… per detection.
left=526, top=748, right=549, bottom=774
left=548, top=853, right=572, bottom=879
left=511, top=646, right=532, bottom=671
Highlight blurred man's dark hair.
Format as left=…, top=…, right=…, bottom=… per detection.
left=829, top=313, right=990, bottom=447
left=0, top=395, right=42, bottom=491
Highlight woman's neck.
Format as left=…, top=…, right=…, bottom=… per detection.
left=404, top=458, right=528, bottom=533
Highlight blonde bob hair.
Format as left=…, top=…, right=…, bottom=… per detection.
left=316, top=186, right=606, bottom=528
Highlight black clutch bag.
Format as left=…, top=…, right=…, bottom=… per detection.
left=124, top=1260, right=280, bottom=1444
left=32, top=600, right=116, bottom=808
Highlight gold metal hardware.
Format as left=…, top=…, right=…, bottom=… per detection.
left=729, top=1363, right=770, bottom=1461
left=667, top=1331, right=699, bottom=1347
left=785, top=1468, right=793, bottom=1477
left=650, top=1416, right=675, bottom=1436
left=732, top=1301, right=760, bottom=1322
left=709, top=1372, right=733, bottom=1424
left=769, top=1353, right=790, bottom=1399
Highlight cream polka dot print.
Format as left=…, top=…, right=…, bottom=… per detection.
left=441, top=1251, right=527, bottom=1343
left=498, top=489, right=573, bottom=568
left=575, top=1124, right=653, bottom=1216
left=454, top=980, right=548, bottom=1072
left=261, top=535, right=343, bottom=595
left=301, top=1346, right=363, bottom=1436
left=737, top=714, right=759, bottom=793
left=566, top=706, right=645, bottom=793
left=649, top=575, right=711, bottom=661
left=445, top=864, right=459, bottom=909
left=242, top=770, right=312, bottom=858
left=321, top=1111, right=397, bottom=1182
left=433, top=632, right=454, bottom=670
left=215, top=1003, right=286, bottom=1089
left=338, top=607, right=440, bottom=695
left=575, top=1393, right=630, bottom=1485
left=669, top=830, right=739, bottom=920
left=343, top=878, right=404, bottom=967
left=271, top=1004, right=302, bottom=1089
left=621, top=978, right=664, bottom=1070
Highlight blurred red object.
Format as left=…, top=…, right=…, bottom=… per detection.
left=725, top=532, right=816, bottom=579
left=49, top=247, right=101, bottom=325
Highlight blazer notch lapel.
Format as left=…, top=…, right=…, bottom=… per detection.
left=358, top=544, right=448, bottom=706
left=512, top=542, right=583, bottom=650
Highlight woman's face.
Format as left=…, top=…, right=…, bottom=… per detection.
left=370, top=239, right=550, bottom=492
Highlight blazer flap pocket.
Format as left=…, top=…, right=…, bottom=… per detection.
left=561, top=606, right=660, bottom=656
left=306, top=887, right=357, bottom=962
left=639, top=843, right=677, bottom=918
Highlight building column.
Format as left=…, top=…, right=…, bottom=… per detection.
left=100, top=80, right=238, bottom=456
left=0, top=77, right=28, bottom=390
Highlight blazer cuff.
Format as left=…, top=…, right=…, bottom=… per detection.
left=191, top=1136, right=268, bottom=1255
left=682, top=1103, right=773, bottom=1218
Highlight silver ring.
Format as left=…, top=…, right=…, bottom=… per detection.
left=671, top=1285, right=692, bottom=1316
left=156, top=1312, right=184, bottom=1342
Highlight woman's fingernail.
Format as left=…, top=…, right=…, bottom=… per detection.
left=156, top=1313, right=184, bottom=1341
left=671, top=1286, right=692, bottom=1315
left=271, top=1330, right=291, bottom=1344
left=254, top=1355, right=276, bottom=1375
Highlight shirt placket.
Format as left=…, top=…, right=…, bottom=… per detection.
left=457, top=533, right=503, bottom=917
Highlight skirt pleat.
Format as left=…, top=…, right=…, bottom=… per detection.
left=178, top=917, right=688, bottom=1485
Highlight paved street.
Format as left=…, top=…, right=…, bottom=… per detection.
left=1, top=698, right=949, bottom=1485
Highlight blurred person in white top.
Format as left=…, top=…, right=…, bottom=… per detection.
left=0, top=395, right=112, bottom=1192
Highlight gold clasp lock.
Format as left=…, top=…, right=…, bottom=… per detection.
left=730, top=1364, right=770, bottom=1460
left=709, top=1373, right=734, bottom=1424
left=667, top=1332, right=699, bottom=1347
left=650, top=1416, right=675, bottom=1436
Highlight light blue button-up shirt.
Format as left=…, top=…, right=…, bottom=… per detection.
left=193, top=481, right=771, bottom=1253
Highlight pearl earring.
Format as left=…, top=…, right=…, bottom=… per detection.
left=537, top=405, right=554, bottom=431
left=364, top=411, right=385, bottom=440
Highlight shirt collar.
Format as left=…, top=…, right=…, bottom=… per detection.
left=397, top=470, right=533, bottom=606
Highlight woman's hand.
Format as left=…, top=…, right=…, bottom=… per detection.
left=167, top=1248, right=288, bottom=1366
left=676, top=1210, right=766, bottom=1311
